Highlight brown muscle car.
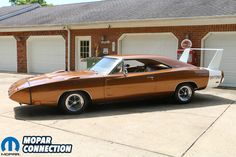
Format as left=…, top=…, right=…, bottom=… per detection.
left=9, top=53, right=224, bottom=114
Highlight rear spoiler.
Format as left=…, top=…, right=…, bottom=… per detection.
left=179, top=48, right=224, bottom=70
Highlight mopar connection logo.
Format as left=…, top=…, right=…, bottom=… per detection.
left=0, top=136, right=72, bottom=155
left=22, top=136, right=72, bottom=153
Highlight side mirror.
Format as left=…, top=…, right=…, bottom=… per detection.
left=123, top=67, right=128, bottom=76
left=125, top=64, right=130, bottom=68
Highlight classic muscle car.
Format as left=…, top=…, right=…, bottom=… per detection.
left=9, top=49, right=224, bottom=114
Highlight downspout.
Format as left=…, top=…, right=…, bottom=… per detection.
left=66, top=26, right=71, bottom=71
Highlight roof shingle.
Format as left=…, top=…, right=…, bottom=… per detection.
left=0, top=0, right=235, bottom=27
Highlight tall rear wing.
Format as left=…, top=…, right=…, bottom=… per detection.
left=179, top=48, right=224, bottom=70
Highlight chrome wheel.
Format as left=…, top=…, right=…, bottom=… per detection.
left=178, top=86, right=192, bottom=102
left=65, top=94, right=85, bottom=112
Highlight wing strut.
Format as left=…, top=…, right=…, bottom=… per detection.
left=178, top=48, right=224, bottom=70
left=179, top=48, right=190, bottom=63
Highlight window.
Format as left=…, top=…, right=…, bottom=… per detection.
left=124, top=59, right=171, bottom=73
left=90, top=57, right=121, bottom=75
left=80, top=40, right=90, bottom=59
left=124, top=60, right=144, bottom=68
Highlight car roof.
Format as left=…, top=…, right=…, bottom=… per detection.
left=105, top=54, right=195, bottom=68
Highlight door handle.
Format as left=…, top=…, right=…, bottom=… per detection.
left=147, top=76, right=155, bottom=80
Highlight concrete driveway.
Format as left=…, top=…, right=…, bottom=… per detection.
left=0, top=72, right=235, bottom=157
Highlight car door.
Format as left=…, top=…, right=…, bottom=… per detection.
left=105, top=72, right=157, bottom=99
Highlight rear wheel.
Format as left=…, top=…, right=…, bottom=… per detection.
left=59, top=92, right=89, bottom=114
left=175, top=83, right=194, bottom=104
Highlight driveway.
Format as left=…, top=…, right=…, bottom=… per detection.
left=0, top=72, right=235, bottom=157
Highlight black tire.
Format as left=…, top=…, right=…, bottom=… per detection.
left=59, top=92, right=89, bottom=114
left=174, top=83, right=194, bottom=104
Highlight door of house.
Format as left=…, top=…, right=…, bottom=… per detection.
left=77, top=36, right=91, bottom=71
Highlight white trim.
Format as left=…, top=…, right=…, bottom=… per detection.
left=201, top=33, right=217, bottom=66
left=66, top=26, right=71, bottom=71
left=201, top=33, right=212, bottom=66
left=118, top=32, right=178, bottom=54
left=0, top=16, right=236, bottom=32
left=75, top=36, right=92, bottom=71
left=0, top=26, right=66, bottom=32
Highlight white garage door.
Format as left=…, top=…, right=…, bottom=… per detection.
left=204, top=32, right=236, bottom=87
left=0, top=36, right=17, bottom=72
left=120, top=33, right=178, bottom=59
left=27, top=36, right=66, bottom=73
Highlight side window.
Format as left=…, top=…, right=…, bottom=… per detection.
left=146, top=62, right=171, bottom=71
left=124, top=60, right=144, bottom=67
left=124, top=60, right=145, bottom=73
left=124, top=59, right=171, bottom=73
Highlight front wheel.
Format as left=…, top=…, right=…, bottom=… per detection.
left=59, top=92, right=89, bottom=114
left=174, top=84, right=194, bottom=104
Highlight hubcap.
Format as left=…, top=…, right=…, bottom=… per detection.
left=178, top=86, right=192, bottom=102
left=65, top=94, right=84, bottom=112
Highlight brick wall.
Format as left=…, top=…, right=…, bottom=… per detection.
left=15, top=36, right=28, bottom=73
left=70, top=24, right=236, bottom=70
left=0, top=24, right=236, bottom=72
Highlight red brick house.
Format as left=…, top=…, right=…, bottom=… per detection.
left=0, top=0, right=235, bottom=87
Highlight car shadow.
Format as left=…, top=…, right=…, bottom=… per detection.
left=14, top=93, right=234, bottom=121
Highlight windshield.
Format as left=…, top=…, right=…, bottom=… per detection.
left=90, top=57, right=121, bottom=75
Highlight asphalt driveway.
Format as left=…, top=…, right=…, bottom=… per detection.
left=0, top=72, right=235, bottom=157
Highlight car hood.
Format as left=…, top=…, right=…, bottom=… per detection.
left=9, top=70, right=99, bottom=97
left=9, top=70, right=101, bottom=95
left=27, top=70, right=100, bottom=87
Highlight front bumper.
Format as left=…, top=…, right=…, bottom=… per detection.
left=8, top=78, right=31, bottom=104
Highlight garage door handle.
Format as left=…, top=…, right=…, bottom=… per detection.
left=147, top=76, right=155, bottom=80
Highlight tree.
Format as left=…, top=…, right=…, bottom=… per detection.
left=9, top=0, right=52, bottom=6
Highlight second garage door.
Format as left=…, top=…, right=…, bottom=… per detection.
left=119, top=33, right=178, bottom=59
left=203, top=32, right=236, bottom=87
left=27, top=36, right=66, bottom=74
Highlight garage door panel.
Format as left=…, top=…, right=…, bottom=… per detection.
left=30, top=60, right=65, bottom=66
left=121, top=33, right=178, bottom=59
left=204, top=32, right=236, bottom=87
left=224, top=75, right=236, bottom=86
left=27, top=36, right=66, bottom=73
left=0, top=37, right=17, bottom=72
left=0, top=61, right=16, bottom=71
left=31, top=56, right=65, bottom=63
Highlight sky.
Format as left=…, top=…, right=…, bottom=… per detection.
left=0, top=0, right=101, bottom=7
